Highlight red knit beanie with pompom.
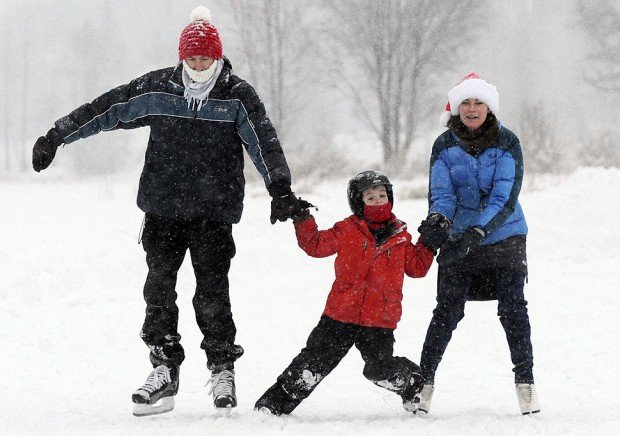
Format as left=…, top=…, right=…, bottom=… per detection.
left=178, top=6, right=223, bottom=61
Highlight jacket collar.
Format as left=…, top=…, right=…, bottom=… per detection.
left=350, top=215, right=409, bottom=251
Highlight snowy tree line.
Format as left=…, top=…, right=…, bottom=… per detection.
left=1, top=0, right=618, bottom=179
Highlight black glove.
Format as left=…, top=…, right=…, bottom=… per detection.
left=270, top=191, right=298, bottom=224
left=268, top=182, right=318, bottom=224
left=418, top=213, right=451, bottom=251
left=32, top=128, right=63, bottom=172
left=292, top=198, right=317, bottom=222
left=437, top=226, right=485, bottom=267
left=268, top=182, right=299, bottom=224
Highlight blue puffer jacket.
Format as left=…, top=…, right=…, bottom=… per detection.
left=428, top=126, right=527, bottom=245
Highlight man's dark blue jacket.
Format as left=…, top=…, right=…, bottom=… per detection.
left=53, top=58, right=291, bottom=223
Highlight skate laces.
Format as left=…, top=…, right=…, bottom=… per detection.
left=420, top=384, right=434, bottom=400
left=140, top=365, right=171, bottom=394
left=517, top=384, right=533, bottom=403
left=206, top=369, right=234, bottom=398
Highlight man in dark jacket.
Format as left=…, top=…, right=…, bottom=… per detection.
left=32, top=6, right=302, bottom=417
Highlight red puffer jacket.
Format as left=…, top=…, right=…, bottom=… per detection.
left=294, top=214, right=434, bottom=329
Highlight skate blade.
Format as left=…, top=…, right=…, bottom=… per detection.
left=257, top=406, right=274, bottom=415
left=133, top=396, right=175, bottom=417
left=217, top=406, right=232, bottom=417
left=403, top=404, right=418, bottom=414
left=521, top=409, right=541, bottom=415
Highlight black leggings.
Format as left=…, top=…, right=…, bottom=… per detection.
left=420, top=267, right=534, bottom=384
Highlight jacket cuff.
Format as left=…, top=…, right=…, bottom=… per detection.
left=267, top=181, right=292, bottom=198
left=294, top=214, right=316, bottom=230
left=46, top=128, right=64, bottom=147
left=292, top=210, right=312, bottom=223
left=416, top=235, right=437, bottom=256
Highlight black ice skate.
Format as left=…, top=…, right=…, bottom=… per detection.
left=206, top=369, right=236, bottom=416
left=254, top=383, right=286, bottom=416
left=132, top=364, right=179, bottom=417
left=400, top=371, right=425, bottom=413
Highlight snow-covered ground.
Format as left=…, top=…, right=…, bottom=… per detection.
left=2, top=167, right=619, bottom=435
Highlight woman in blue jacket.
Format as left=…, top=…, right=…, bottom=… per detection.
left=416, top=73, right=539, bottom=415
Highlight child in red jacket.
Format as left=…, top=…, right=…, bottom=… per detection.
left=254, top=170, right=435, bottom=415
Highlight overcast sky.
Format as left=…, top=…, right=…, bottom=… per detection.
left=1, top=0, right=617, bottom=174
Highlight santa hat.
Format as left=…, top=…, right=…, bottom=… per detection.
left=439, top=72, right=499, bottom=126
left=178, top=6, right=223, bottom=61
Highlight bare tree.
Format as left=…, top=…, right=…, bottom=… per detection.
left=19, top=10, right=30, bottom=172
left=63, top=4, right=137, bottom=176
left=227, top=0, right=315, bottom=144
left=519, top=99, right=565, bottom=177
left=2, top=7, right=12, bottom=171
left=322, top=0, right=486, bottom=173
left=578, top=130, right=620, bottom=168
left=575, top=0, right=620, bottom=93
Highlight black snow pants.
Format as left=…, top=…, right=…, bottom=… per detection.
left=420, top=267, right=534, bottom=384
left=255, top=316, right=423, bottom=415
left=139, top=213, right=243, bottom=371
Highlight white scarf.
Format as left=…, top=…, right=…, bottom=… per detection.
left=181, top=59, right=223, bottom=111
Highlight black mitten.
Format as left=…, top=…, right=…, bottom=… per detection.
left=437, top=226, right=485, bottom=266
left=417, top=213, right=451, bottom=251
left=32, top=128, right=63, bottom=172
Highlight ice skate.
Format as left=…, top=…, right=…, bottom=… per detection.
left=255, top=404, right=281, bottom=417
left=415, top=384, right=434, bottom=415
left=254, top=396, right=283, bottom=416
left=401, top=373, right=424, bottom=413
left=254, top=382, right=290, bottom=417
left=206, top=369, right=236, bottom=416
left=516, top=383, right=540, bottom=415
left=132, top=365, right=179, bottom=417
left=402, top=394, right=421, bottom=413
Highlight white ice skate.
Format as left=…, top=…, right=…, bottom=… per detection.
left=416, top=384, right=434, bottom=415
left=516, top=383, right=540, bottom=415
left=400, top=374, right=425, bottom=413
left=132, top=365, right=179, bottom=417
left=206, top=369, right=236, bottom=416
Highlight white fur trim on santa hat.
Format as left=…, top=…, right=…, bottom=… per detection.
left=189, top=6, right=212, bottom=23
left=448, top=78, right=499, bottom=116
left=439, top=110, right=452, bottom=127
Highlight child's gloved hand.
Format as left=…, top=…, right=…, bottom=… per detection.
left=418, top=213, right=451, bottom=251
left=292, top=198, right=317, bottom=222
left=437, top=226, right=485, bottom=266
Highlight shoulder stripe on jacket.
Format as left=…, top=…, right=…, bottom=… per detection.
left=235, top=101, right=272, bottom=185
left=62, top=92, right=240, bottom=144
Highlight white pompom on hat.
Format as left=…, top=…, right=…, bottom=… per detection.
left=189, top=6, right=212, bottom=22
left=439, top=72, right=499, bottom=126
